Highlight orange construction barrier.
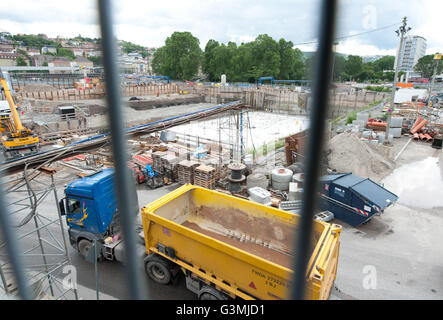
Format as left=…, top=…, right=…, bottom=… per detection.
left=397, top=83, right=413, bottom=88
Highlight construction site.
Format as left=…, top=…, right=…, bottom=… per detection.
left=1, top=2, right=443, bottom=302
left=1, top=66, right=442, bottom=300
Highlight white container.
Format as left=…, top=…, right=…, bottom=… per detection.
left=390, top=127, right=402, bottom=138
left=389, top=117, right=403, bottom=128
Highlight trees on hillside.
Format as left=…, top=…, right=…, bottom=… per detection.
left=56, top=48, right=75, bottom=60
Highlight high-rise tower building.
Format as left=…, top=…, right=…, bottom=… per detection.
left=395, top=35, right=427, bottom=72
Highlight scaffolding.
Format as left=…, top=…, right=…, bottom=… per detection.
left=217, top=108, right=249, bottom=163
left=0, top=163, right=78, bottom=300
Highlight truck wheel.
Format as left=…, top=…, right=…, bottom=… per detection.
left=199, top=286, right=228, bottom=300
left=145, top=255, right=172, bottom=285
left=199, top=293, right=218, bottom=300
left=78, top=239, right=92, bottom=258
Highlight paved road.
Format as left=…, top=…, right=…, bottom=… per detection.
left=2, top=177, right=196, bottom=300
left=68, top=183, right=197, bottom=300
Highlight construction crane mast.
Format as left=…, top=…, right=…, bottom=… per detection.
left=0, top=68, right=39, bottom=160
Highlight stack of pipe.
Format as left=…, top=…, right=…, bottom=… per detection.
left=410, top=118, right=428, bottom=134
left=410, top=117, right=435, bottom=143
left=366, top=119, right=387, bottom=131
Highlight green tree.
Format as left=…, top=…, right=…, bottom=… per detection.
left=278, top=38, right=294, bottom=80
left=202, top=39, right=220, bottom=82
left=332, top=55, right=346, bottom=81
left=11, top=34, right=58, bottom=50
left=252, top=34, right=280, bottom=79
left=344, top=55, right=363, bottom=80
left=121, top=40, right=148, bottom=57
left=88, top=56, right=103, bottom=66
left=374, top=56, right=395, bottom=72
left=16, top=56, right=27, bottom=66
left=152, top=31, right=202, bottom=80
left=56, top=48, right=75, bottom=60
left=414, top=54, right=443, bottom=78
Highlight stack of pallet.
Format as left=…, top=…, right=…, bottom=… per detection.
left=194, top=165, right=217, bottom=189
left=204, top=158, right=221, bottom=180
left=152, top=151, right=167, bottom=172
left=177, top=160, right=200, bottom=184
left=161, top=154, right=180, bottom=179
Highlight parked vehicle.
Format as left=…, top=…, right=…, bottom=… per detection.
left=141, top=184, right=342, bottom=300
left=59, top=170, right=342, bottom=300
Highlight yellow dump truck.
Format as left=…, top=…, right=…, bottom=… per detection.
left=141, top=184, right=341, bottom=300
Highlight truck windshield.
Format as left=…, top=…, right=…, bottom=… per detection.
left=67, top=198, right=81, bottom=214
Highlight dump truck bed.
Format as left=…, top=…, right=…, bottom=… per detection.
left=141, top=184, right=341, bottom=300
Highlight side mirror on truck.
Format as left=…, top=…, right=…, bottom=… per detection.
left=59, top=199, right=66, bottom=216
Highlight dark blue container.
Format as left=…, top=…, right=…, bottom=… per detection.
left=318, top=173, right=398, bottom=227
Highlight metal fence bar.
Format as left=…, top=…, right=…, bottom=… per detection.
left=97, top=0, right=147, bottom=300
left=0, top=179, right=31, bottom=299
left=290, top=0, right=337, bottom=299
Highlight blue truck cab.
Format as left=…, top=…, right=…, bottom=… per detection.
left=59, top=168, right=139, bottom=260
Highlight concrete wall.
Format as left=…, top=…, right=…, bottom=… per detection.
left=16, top=84, right=179, bottom=101
left=185, top=85, right=388, bottom=118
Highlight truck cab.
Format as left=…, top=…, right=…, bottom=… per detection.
left=59, top=168, right=139, bottom=260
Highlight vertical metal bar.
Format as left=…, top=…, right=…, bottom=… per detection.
left=94, top=240, right=99, bottom=300
left=0, top=180, right=31, bottom=299
left=32, top=215, right=54, bottom=296
left=51, top=174, right=78, bottom=300
left=290, top=0, right=337, bottom=300
left=97, top=0, right=147, bottom=300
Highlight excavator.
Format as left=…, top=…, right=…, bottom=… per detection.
left=0, top=68, right=39, bottom=160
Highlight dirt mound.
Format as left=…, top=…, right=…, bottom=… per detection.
left=326, top=132, right=395, bottom=182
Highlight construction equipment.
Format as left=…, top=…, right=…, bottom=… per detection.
left=59, top=170, right=341, bottom=300
left=142, top=164, right=164, bottom=189
left=142, top=184, right=342, bottom=300
left=0, top=68, right=39, bottom=160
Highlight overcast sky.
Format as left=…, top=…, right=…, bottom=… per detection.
left=0, top=0, right=441, bottom=56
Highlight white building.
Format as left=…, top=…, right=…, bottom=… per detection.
left=41, top=46, right=57, bottom=54
left=395, top=35, right=427, bottom=72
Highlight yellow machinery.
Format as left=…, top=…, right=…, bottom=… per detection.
left=141, top=184, right=342, bottom=300
left=0, top=70, right=39, bottom=160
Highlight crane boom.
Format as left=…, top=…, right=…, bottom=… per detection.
left=0, top=68, right=39, bottom=160
left=0, top=78, right=26, bottom=134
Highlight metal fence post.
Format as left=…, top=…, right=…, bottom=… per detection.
left=97, top=0, right=147, bottom=300
left=290, top=0, right=337, bottom=300
left=0, top=180, right=31, bottom=300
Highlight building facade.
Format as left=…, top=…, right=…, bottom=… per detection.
left=395, top=35, right=427, bottom=72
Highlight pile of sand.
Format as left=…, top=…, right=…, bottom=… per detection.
left=326, top=132, right=395, bottom=182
